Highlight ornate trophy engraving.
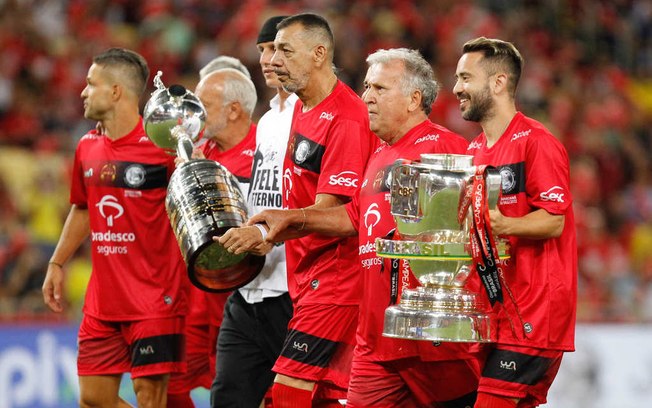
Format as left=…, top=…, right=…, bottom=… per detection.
left=376, top=153, right=507, bottom=342
left=144, top=72, right=264, bottom=292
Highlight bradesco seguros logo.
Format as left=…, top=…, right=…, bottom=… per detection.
left=95, top=195, right=123, bottom=227
left=92, top=195, right=135, bottom=253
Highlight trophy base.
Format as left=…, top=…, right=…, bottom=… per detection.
left=382, top=288, right=492, bottom=343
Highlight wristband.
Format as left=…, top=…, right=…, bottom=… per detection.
left=48, top=261, right=63, bottom=268
left=298, top=208, right=307, bottom=231
left=254, top=223, right=268, bottom=240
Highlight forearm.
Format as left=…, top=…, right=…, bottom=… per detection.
left=49, top=205, right=91, bottom=265
left=491, top=208, right=564, bottom=239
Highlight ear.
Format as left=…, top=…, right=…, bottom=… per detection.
left=313, top=44, right=327, bottom=66
left=227, top=102, right=242, bottom=121
left=407, top=89, right=422, bottom=113
left=493, top=73, right=509, bottom=95
left=112, top=84, right=122, bottom=101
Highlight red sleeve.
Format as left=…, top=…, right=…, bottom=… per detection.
left=525, top=134, right=572, bottom=214
left=69, top=141, right=88, bottom=208
left=344, top=190, right=360, bottom=232
left=316, top=119, right=373, bottom=198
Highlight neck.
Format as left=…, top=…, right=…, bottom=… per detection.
left=482, top=103, right=517, bottom=147
left=384, top=113, right=427, bottom=145
left=277, top=88, right=292, bottom=112
left=100, top=107, right=140, bottom=141
left=298, top=72, right=338, bottom=112
left=211, top=119, right=251, bottom=151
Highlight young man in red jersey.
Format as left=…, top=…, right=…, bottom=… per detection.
left=220, top=13, right=376, bottom=407
left=167, top=65, right=259, bottom=407
left=453, top=37, right=577, bottom=408
left=42, top=48, right=188, bottom=408
left=247, top=47, right=485, bottom=408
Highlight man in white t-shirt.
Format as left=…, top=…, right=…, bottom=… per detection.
left=209, top=15, right=296, bottom=408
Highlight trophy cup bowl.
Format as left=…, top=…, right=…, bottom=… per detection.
left=376, top=153, right=505, bottom=342
left=144, top=72, right=264, bottom=292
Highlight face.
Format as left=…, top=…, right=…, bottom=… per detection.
left=258, top=41, right=282, bottom=89
left=453, top=51, right=495, bottom=123
left=362, top=60, right=412, bottom=143
left=271, top=24, right=313, bottom=94
left=195, top=79, right=229, bottom=139
left=80, top=64, right=114, bottom=121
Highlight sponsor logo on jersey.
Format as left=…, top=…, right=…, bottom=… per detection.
left=242, top=149, right=255, bottom=157
left=414, top=133, right=440, bottom=144
left=328, top=171, right=359, bottom=188
left=124, top=164, right=146, bottom=188
left=540, top=186, right=565, bottom=203
left=139, top=345, right=155, bottom=355
left=283, top=168, right=293, bottom=201
left=84, top=168, right=93, bottom=178
left=96, top=195, right=123, bottom=227
left=319, top=111, right=334, bottom=121
left=510, top=129, right=531, bottom=142
left=363, top=203, right=381, bottom=236
left=468, top=140, right=483, bottom=150
left=138, top=136, right=150, bottom=143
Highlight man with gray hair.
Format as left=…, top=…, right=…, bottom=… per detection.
left=248, top=47, right=484, bottom=407
left=199, top=55, right=252, bottom=80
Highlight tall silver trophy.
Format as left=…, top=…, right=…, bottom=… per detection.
left=144, top=72, right=264, bottom=292
left=376, top=153, right=507, bottom=342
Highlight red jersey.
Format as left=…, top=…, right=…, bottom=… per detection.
left=345, top=120, right=473, bottom=362
left=468, top=112, right=576, bottom=351
left=70, top=118, right=187, bottom=320
left=200, top=123, right=257, bottom=192
left=189, top=123, right=257, bottom=326
left=283, top=81, right=376, bottom=305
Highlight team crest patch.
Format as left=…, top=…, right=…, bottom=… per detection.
left=124, top=164, right=146, bottom=188
left=500, top=166, right=516, bottom=193
left=295, top=140, right=310, bottom=164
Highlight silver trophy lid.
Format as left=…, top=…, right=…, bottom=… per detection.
left=419, top=153, right=473, bottom=169
left=143, top=71, right=206, bottom=154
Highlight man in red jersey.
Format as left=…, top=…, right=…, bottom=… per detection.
left=42, top=48, right=188, bottom=407
left=220, top=13, right=376, bottom=407
left=247, top=48, right=485, bottom=407
left=453, top=37, right=577, bottom=408
left=167, top=65, right=259, bottom=408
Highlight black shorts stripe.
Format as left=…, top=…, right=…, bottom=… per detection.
left=280, top=329, right=337, bottom=368
left=130, top=333, right=183, bottom=367
left=482, top=349, right=553, bottom=385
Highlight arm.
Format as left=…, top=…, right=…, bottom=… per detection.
left=42, top=204, right=90, bottom=313
left=489, top=207, right=564, bottom=239
left=220, top=193, right=357, bottom=254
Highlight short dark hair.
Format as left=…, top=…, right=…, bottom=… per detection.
left=93, top=48, right=150, bottom=97
left=462, top=37, right=523, bottom=97
left=278, top=13, right=335, bottom=59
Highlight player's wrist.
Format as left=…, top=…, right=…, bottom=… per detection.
left=253, top=223, right=268, bottom=240
left=48, top=260, right=64, bottom=268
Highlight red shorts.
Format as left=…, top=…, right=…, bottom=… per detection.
left=168, top=324, right=219, bottom=394
left=77, top=314, right=186, bottom=378
left=347, top=356, right=481, bottom=408
left=273, top=303, right=357, bottom=399
left=478, top=344, right=564, bottom=407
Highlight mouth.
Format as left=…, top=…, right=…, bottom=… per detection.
left=458, top=97, right=469, bottom=110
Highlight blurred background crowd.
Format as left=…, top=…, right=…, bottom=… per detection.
left=0, top=0, right=650, bottom=323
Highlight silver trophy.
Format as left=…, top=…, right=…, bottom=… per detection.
left=376, top=153, right=507, bottom=342
left=144, top=72, right=264, bottom=292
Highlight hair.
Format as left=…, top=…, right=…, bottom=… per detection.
left=462, top=37, right=523, bottom=97
left=199, top=56, right=251, bottom=80
left=207, top=68, right=258, bottom=117
left=366, top=48, right=439, bottom=115
left=93, top=48, right=149, bottom=97
left=277, top=13, right=335, bottom=61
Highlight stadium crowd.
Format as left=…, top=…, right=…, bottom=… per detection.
left=0, top=0, right=650, bottom=323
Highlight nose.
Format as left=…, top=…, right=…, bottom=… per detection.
left=452, top=79, right=462, bottom=97
left=80, top=86, right=88, bottom=99
left=270, top=49, right=282, bottom=67
left=361, top=88, right=373, bottom=104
